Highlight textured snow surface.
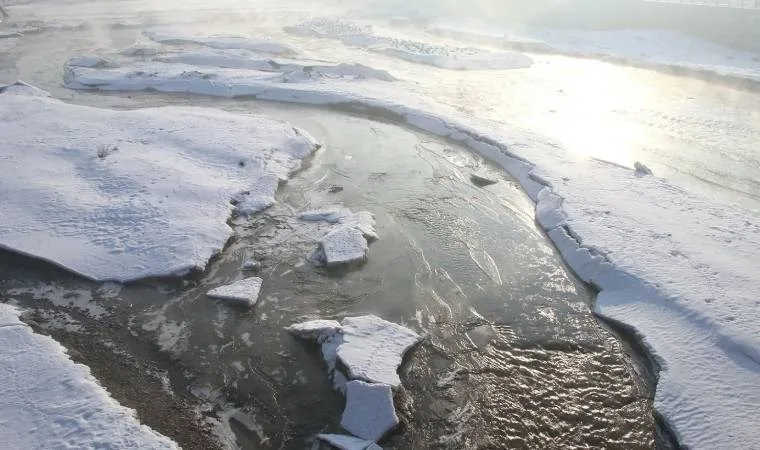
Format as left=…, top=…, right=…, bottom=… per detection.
left=0, top=303, right=177, bottom=449
left=316, top=433, right=382, bottom=450
left=340, top=381, right=398, bottom=442
left=144, top=29, right=296, bottom=55
left=206, top=277, right=263, bottom=306
left=0, top=84, right=318, bottom=282
left=61, top=37, right=760, bottom=447
left=428, top=20, right=760, bottom=82
left=286, top=18, right=533, bottom=70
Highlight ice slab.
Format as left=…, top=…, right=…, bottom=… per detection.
left=319, top=225, right=368, bottom=267
left=66, top=54, right=112, bottom=68
left=290, top=315, right=421, bottom=389
left=301, top=208, right=378, bottom=242
left=300, top=208, right=353, bottom=223
left=0, top=85, right=318, bottom=282
left=159, top=49, right=396, bottom=81
left=0, top=303, right=177, bottom=449
left=207, top=277, right=263, bottom=307
left=316, top=433, right=382, bottom=450
left=337, top=316, right=422, bottom=387
left=144, top=29, right=296, bottom=55
left=286, top=18, right=533, bottom=71
left=340, top=381, right=398, bottom=442
left=287, top=319, right=342, bottom=343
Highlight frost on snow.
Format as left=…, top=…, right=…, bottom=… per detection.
left=0, top=303, right=177, bottom=449
left=340, top=381, right=398, bottom=442
left=0, top=84, right=319, bottom=282
left=206, top=277, right=263, bottom=307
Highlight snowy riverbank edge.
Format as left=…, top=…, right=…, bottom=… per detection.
left=64, top=63, right=760, bottom=448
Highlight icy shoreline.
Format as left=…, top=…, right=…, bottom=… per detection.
left=62, top=45, right=760, bottom=447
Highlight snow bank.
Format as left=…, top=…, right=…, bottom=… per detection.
left=0, top=303, right=176, bottom=449
left=286, top=18, right=533, bottom=71
left=144, top=29, right=296, bottom=55
left=0, top=83, right=319, bottom=282
left=428, top=20, right=760, bottom=82
left=63, top=52, right=760, bottom=448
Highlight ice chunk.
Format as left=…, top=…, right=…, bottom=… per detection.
left=316, top=433, right=381, bottom=450
left=634, top=161, right=653, bottom=176
left=0, top=304, right=177, bottom=449
left=337, top=316, right=422, bottom=387
left=470, top=172, right=498, bottom=187
left=0, top=86, right=318, bottom=282
left=207, top=277, right=263, bottom=306
left=341, top=211, right=378, bottom=242
left=319, top=225, right=368, bottom=267
left=287, top=319, right=342, bottom=343
left=340, top=381, right=398, bottom=442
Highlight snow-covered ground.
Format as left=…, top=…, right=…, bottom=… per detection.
left=60, top=37, right=760, bottom=447
left=426, top=19, right=760, bottom=82
left=0, top=303, right=177, bottom=449
left=0, top=82, right=319, bottom=282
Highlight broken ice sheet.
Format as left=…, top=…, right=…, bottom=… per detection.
left=206, top=277, right=263, bottom=306
left=319, top=225, right=368, bottom=267
left=340, top=380, right=398, bottom=442
left=316, top=433, right=382, bottom=450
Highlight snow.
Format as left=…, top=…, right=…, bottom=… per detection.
left=340, top=381, right=398, bottom=442
left=286, top=18, right=533, bottom=71
left=0, top=84, right=318, bottom=282
left=143, top=29, right=297, bottom=55
left=316, top=433, right=382, bottom=450
left=318, top=225, right=369, bottom=267
left=206, top=277, right=263, bottom=306
left=427, top=20, right=760, bottom=82
left=61, top=42, right=760, bottom=447
left=0, top=303, right=177, bottom=449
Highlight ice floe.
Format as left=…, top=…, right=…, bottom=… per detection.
left=300, top=208, right=378, bottom=266
left=0, top=303, right=177, bottom=449
left=206, top=277, right=263, bottom=307
left=289, top=315, right=422, bottom=389
left=286, top=18, right=533, bottom=70
left=340, top=381, right=398, bottom=442
left=0, top=83, right=318, bottom=282
left=144, top=29, right=296, bottom=55
left=316, top=433, right=382, bottom=450
left=158, top=49, right=397, bottom=81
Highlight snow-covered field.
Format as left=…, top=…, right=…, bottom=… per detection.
left=2, top=1, right=760, bottom=448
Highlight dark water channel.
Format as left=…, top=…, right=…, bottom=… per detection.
left=0, top=98, right=656, bottom=449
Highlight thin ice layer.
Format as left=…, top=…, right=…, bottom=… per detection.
left=206, top=277, right=263, bottom=306
left=0, top=85, right=318, bottom=282
left=0, top=303, right=177, bottom=449
left=340, top=381, right=398, bottom=442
